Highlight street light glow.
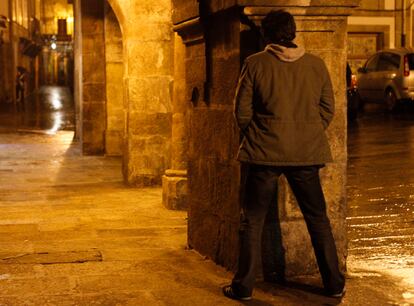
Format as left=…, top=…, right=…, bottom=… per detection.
left=51, top=42, right=57, bottom=50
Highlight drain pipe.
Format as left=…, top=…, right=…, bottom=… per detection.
left=402, top=0, right=406, bottom=47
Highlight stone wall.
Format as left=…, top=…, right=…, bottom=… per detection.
left=104, top=2, right=124, bottom=156
left=162, top=33, right=188, bottom=210
left=174, top=0, right=359, bottom=277
left=186, top=9, right=242, bottom=268
left=81, top=0, right=106, bottom=155
left=78, top=0, right=174, bottom=184
left=118, top=0, right=174, bottom=186
left=0, top=42, right=13, bottom=105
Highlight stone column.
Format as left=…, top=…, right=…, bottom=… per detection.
left=80, top=0, right=106, bottom=155
left=162, top=33, right=188, bottom=210
left=173, top=0, right=359, bottom=277
left=120, top=0, right=174, bottom=186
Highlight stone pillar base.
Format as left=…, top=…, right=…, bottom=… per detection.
left=162, top=169, right=188, bottom=210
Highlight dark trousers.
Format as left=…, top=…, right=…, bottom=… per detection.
left=232, top=164, right=344, bottom=296
left=16, top=86, right=25, bottom=112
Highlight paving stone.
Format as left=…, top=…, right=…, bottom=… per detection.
left=0, top=250, right=102, bottom=265
left=0, top=113, right=413, bottom=304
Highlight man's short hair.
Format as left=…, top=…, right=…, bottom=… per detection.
left=261, top=10, right=296, bottom=44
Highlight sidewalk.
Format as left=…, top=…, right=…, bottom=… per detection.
left=0, top=130, right=412, bottom=305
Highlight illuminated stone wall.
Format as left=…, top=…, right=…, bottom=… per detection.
left=80, top=0, right=106, bottom=154
left=116, top=0, right=174, bottom=186
left=41, top=0, right=74, bottom=35
left=80, top=0, right=174, bottom=185
left=174, top=0, right=359, bottom=276
left=104, top=2, right=124, bottom=156
left=0, top=0, right=38, bottom=106
left=162, top=33, right=188, bottom=210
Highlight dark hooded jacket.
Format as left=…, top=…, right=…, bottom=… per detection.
left=234, top=44, right=334, bottom=166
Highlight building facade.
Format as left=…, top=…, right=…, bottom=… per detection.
left=348, top=0, right=414, bottom=72
left=38, top=0, right=73, bottom=88
left=73, top=0, right=361, bottom=278
left=4, top=0, right=411, bottom=280
left=0, top=0, right=40, bottom=107
left=0, top=0, right=73, bottom=108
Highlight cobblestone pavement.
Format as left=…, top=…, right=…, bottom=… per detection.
left=0, top=91, right=413, bottom=305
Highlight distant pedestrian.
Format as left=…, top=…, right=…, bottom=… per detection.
left=223, top=10, right=345, bottom=301
left=16, top=69, right=25, bottom=112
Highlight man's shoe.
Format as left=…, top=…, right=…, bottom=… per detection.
left=222, top=285, right=252, bottom=301
left=327, top=286, right=346, bottom=298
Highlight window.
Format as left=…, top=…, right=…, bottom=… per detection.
left=365, top=54, right=379, bottom=72
left=406, top=54, right=414, bottom=70
left=12, top=0, right=29, bottom=29
left=377, top=53, right=400, bottom=71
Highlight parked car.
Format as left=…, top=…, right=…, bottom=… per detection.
left=357, top=48, right=414, bottom=111
left=347, top=63, right=360, bottom=121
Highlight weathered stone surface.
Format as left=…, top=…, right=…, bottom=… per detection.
left=162, top=173, right=188, bottom=210
left=126, top=40, right=174, bottom=77
left=105, top=130, right=123, bottom=156
left=82, top=102, right=105, bottom=122
left=0, top=109, right=413, bottom=306
left=80, top=0, right=175, bottom=183
left=162, top=34, right=189, bottom=210
left=81, top=0, right=106, bottom=155
left=170, top=113, right=188, bottom=170
left=82, top=55, right=106, bottom=84
left=128, top=112, right=172, bottom=136
left=105, top=4, right=125, bottom=157
left=81, top=34, right=105, bottom=55
left=125, top=134, right=171, bottom=186
left=82, top=83, right=106, bottom=102
left=175, top=0, right=353, bottom=279
left=128, top=77, right=173, bottom=113
left=128, top=23, right=173, bottom=42
left=109, top=1, right=174, bottom=185
left=172, top=0, right=199, bottom=25
left=1, top=250, right=102, bottom=265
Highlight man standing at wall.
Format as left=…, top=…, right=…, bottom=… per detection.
left=223, top=10, right=345, bottom=301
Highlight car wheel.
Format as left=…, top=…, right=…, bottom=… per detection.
left=385, top=89, right=397, bottom=111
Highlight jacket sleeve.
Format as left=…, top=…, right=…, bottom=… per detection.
left=234, top=60, right=254, bottom=132
left=319, top=62, right=335, bottom=129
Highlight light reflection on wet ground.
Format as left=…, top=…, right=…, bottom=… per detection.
left=347, top=103, right=414, bottom=303
left=0, top=86, right=74, bottom=134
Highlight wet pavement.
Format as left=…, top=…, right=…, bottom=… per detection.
left=347, top=103, right=414, bottom=304
left=0, top=92, right=414, bottom=304
left=0, top=86, right=75, bottom=134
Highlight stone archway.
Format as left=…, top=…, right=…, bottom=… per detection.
left=77, top=0, right=175, bottom=186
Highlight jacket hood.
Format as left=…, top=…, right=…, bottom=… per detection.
left=265, top=44, right=305, bottom=62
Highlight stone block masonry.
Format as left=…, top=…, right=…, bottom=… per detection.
left=174, top=0, right=359, bottom=278
left=81, top=0, right=106, bottom=155
left=79, top=0, right=175, bottom=186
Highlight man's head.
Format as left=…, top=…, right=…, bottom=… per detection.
left=261, top=10, right=296, bottom=44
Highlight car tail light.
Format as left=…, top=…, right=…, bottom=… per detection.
left=351, top=74, right=357, bottom=89
left=404, top=55, right=410, bottom=76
